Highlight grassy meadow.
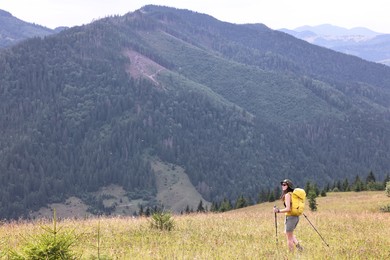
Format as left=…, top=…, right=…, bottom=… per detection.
left=1, top=191, right=389, bottom=259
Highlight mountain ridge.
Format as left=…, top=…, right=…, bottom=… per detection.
left=0, top=8, right=62, bottom=48
left=0, top=5, right=390, bottom=219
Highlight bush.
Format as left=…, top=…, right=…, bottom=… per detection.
left=18, top=231, right=77, bottom=259
left=380, top=183, right=390, bottom=213
left=308, top=191, right=318, bottom=211
left=380, top=204, right=390, bottom=213
left=366, top=182, right=384, bottom=191
left=149, top=211, right=175, bottom=231
left=12, top=209, right=78, bottom=259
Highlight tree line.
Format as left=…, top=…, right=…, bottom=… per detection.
left=203, top=171, right=390, bottom=213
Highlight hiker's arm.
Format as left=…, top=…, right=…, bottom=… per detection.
left=276, top=193, right=291, bottom=213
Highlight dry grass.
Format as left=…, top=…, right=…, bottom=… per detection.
left=1, top=191, right=389, bottom=259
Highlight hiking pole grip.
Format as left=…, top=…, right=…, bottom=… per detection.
left=303, top=213, right=329, bottom=247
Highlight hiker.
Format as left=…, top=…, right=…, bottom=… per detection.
left=273, top=179, right=303, bottom=252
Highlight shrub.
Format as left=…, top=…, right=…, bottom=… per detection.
left=149, top=211, right=175, bottom=231
left=308, top=191, right=318, bottom=211
left=12, top=209, right=78, bottom=259
left=379, top=183, right=390, bottom=213
left=366, top=182, right=384, bottom=191
left=380, top=204, right=390, bottom=213
left=18, top=232, right=77, bottom=259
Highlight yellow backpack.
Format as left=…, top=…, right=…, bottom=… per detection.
left=289, top=188, right=306, bottom=216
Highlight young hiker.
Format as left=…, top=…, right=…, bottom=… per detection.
left=273, top=179, right=303, bottom=252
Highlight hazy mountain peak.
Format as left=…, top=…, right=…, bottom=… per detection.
left=0, top=8, right=55, bottom=48
left=294, top=24, right=380, bottom=37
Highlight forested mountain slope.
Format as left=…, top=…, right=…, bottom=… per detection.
left=1, top=5, right=390, bottom=219
left=0, top=9, right=55, bottom=48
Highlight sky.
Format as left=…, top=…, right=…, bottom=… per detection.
left=1, top=0, right=389, bottom=34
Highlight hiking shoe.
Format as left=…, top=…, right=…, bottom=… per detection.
left=296, top=243, right=304, bottom=252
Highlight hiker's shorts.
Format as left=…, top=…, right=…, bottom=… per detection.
left=285, top=216, right=299, bottom=232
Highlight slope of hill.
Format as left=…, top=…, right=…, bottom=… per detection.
left=1, top=5, right=390, bottom=219
left=280, top=24, right=390, bottom=66
left=0, top=9, right=55, bottom=48
left=2, top=191, right=389, bottom=258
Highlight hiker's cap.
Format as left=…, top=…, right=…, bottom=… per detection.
left=281, top=179, right=294, bottom=189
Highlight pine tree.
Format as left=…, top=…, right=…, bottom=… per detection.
left=313, top=183, right=320, bottom=196
left=268, top=191, right=275, bottom=202
left=235, top=195, right=247, bottom=209
left=342, top=178, right=350, bottom=191
left=210, top=201, right=219, bottom=212
left=305, top=181, right=311, bottom=194
left=219, top=198, right=232, bottom=212
left=383, top=174, right=390, bottom=187
left=257, top=189, right=268, bottom=203
left=145, top=207, right=151, bottom=217
left=336, top=180, right=343, bottom=191
left=308, top=191, right=317, bottom=211
left=366, top=171, right=376, bottom=184
left=197, top=200, right=205, bottom=212
left=185, top=205, right=191, bottom=214
left=353, top=175, right=364, bottom=192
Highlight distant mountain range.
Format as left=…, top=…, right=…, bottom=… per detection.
left=280, top=24, right=390, bottom=66
left=0, top=9, right=65, bottom=48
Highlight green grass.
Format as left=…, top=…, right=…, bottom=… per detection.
left=1, top=191, right=389, bottom=259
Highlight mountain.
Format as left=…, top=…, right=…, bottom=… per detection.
left=1, top=5, right=390, bottom=219
left=0, top=9, right=56, bottom=48
left=293, top=24, right=381, bottom=37
left=280, top=24, right=390, bottom=66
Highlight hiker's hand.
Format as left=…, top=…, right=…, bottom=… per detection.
left=273, top=207, right=279, bottom=213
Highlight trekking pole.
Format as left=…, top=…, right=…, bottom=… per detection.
left=273, top=205, right=278, bottom=245
left=303, top=213, right=329, bottom=247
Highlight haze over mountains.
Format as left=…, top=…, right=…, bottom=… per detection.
left=1, top=6, right=390, bottom=219
left=280, top=24, right=390, bottom=66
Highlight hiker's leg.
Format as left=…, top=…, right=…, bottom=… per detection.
left=285, top=216, right=299, bottom=252
left=293, top=235, right=304, bottom=251
left=286, top=232, right=295, bottom=252
left=293, top=235, right=299, bottom=245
